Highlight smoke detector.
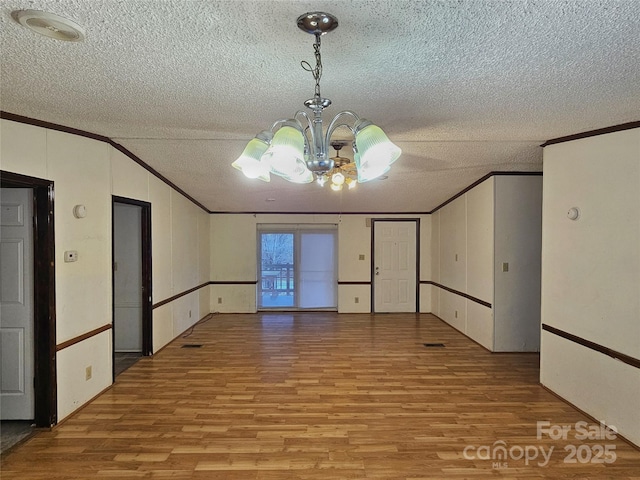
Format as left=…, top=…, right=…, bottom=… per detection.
left=11, top=10, right=85, bottom=42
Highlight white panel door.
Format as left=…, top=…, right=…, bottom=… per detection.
left=0, top=188, right=35, bottom=419
left=374, top=221, right=417, bottom=313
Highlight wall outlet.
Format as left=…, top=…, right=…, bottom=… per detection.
left=64, top=250, right=78, bottom=262
left=355, top=296, right=359, bottom=304
left=502, top=262, right=509, bottom=272
left=359, top=254, right=365, bottom=261
left=85, top=365, right=92, bottom=380
left=218, top=297, right=222, bottom=304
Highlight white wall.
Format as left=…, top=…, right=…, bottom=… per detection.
left=111, top=151, right=210, bottom=346
left=56, top=331, right=112, bottom=420
left=494, top=176, right=542, bottom=351
left=467, top=179, right=494, bottom=303
left=431, top=175, right=542, bottom=352
left=209, top=213, right=431, bottom=313
left=540, top=127, right=640, bottom=446
left=210, top=214, right=259, bottom=313
left=0, top=119, right=211, bottom=421
left=430, top=211, right=440, bottom=315
left=47, top=131, right=113, bottom=344
left=465, top=179, right=495, bottom=350
left=432, top=179, right=493, bottom=348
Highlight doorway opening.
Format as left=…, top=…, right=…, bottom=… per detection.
left=112, top=197, right=152, bottom=379
left=0, top=171, right=57, bottom=436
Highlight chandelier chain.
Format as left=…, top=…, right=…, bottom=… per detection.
left=300, top=33, right=323, bottom=99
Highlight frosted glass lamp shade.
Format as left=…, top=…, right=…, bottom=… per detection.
left=354, top=121, right=401, bottom=182
left=284, top=168, right=314, bottom=184
left=232, top=134, right=271, bottom=182
left=354, top=149, right=390, bottom=183
left=261, top=125, right=312, bottom=183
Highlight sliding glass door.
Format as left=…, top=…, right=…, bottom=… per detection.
left=258, top=227, right=337, bottom=309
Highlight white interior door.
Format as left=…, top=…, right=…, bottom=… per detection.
left=0, top=188, right=35, bottom=419
left=114, top=203, right=142, bottom=352
left=373, top=221, right=417, bottom=313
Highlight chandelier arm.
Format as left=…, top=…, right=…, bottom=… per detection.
left=293, top=110, right=315, bottom=150
left=269, top=118, right=291, bottom=132
left=324, top=110, right=361, bottom=144
left=294, top=110, right=313, bottom=128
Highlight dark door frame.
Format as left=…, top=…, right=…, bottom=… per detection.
left=370, top=218, right=421, bottom=313
left=1, top=171, right=57, bottom=427
left=111, top=196, right=152, bottom=380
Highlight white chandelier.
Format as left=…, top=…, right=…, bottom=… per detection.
left=232, top=12, right=401, bottom=189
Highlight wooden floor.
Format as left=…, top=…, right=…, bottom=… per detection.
left=2, top=313, right=639, bottom=479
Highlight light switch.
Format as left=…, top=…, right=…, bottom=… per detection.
left=502, top=262, right=509, bottom=272
left=359, top=254, right=365, bottom=261
left=64, top=250, right=78, bottom=262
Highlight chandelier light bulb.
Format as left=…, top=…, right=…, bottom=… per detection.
left=332, top=172, right=345, bottom=186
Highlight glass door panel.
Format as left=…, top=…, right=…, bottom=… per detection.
left=259, top=233, right=294, bottom=308
left=299, top=232, right=336, bottom=308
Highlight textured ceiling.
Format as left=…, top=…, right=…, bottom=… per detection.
left=1, top=1, right=638, bottom=212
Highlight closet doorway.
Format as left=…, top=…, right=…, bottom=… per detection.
left=112, top=197, right=152, bottom=378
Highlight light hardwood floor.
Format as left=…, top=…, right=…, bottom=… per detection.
left=2, top=313, right=639, bottom=479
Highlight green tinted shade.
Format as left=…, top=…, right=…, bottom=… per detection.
left=355, top=148, right=391, bottom=183
left=232, top=137, right=271, bottom=182
left=261, top=126, right=311, bottom=182
left=354, top=124, right=401, bottom=181
left=283, top=168, right=314, bottom=184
